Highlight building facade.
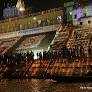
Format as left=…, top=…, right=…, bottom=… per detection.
left=64, top=0, right=92, bottom=26
left=3, top=0, right=25, bottom=19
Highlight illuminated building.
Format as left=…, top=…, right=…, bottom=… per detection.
left=3, top=0, right=25, bottom=19
left=16, top=0, right=25, bottom=12
left=64, top=1, right=74, bottom=23
left=64, top=0, right=92, bottom=26
left=72, top=5, right=92, bottom=26
left=1, top=8, right=63, bottom=33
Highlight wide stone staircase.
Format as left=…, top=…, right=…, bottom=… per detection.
left=15, top=31, right=56, bottom=53
left=0, top=37, right=22, bottom=55
left=67, top=27, right=92, bottom=55
left=50, top=25, right=73, bottom=50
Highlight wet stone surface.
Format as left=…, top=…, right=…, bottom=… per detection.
left=0, top=79, right=92, bottom=92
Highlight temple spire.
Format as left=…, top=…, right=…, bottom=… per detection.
left=16, top=0, right=25, bottom=12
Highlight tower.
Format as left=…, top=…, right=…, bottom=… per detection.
left=3, top=0, right=26, bottom=19
left=16, top=0, right=25, bottom=12
left=64, top=1, right=74, bottom=23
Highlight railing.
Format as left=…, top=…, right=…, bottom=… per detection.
left=0, top=24, right=59, bottom=39
left=0, top=7, right=62, bottom=24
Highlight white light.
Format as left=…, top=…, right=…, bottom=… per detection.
left=70, top=11, right=72, bottom=15
left=19, top=7, right=25, bottom=12
left=34, top=52, right=38, bottom=60
left=33, top=50, right=43, bottom=60
left=38, top=20, right=41, bottom=24
left=33, top=17, right=37, bottom=20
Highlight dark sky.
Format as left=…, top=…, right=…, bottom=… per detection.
left=0, top=0, right=65, bottom=19
left=0, top=0, right=90, bottom=19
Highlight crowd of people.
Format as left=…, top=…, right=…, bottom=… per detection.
left=0, top=45, right=91, bottom=79
left=0, top=44, right=92, bottom=67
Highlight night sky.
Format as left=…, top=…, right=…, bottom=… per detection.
left=0, top=0, right=65, bottom=19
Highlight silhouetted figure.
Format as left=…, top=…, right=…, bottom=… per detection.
left=88, top=46, right=92, bottom=58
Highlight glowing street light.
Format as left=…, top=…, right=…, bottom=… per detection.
left=33, top=17, right=37, bottom=20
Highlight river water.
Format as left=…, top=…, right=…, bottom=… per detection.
left=0, top=79, right=92, bottom=92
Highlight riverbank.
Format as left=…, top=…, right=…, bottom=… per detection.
left=1, top=59, right=92, bottom=82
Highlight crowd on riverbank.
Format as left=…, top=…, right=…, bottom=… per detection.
left=0, top=45, right=91, bottom=79
left=0, top=45, right=91, bottom=67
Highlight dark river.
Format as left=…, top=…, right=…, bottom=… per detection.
left=0, top=79, right=92, bottom=92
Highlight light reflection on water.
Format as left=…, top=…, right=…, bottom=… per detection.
left=0, top=79, right=92, bottom=92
